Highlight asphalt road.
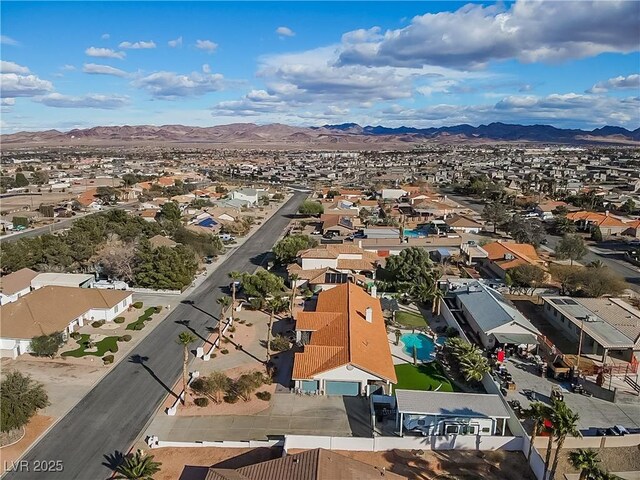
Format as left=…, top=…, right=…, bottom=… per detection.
left=446, top=191, right=640, bottom=292
left=5, top=192, right=307, bottom=480
left=0, top=203, right=138, bottom=244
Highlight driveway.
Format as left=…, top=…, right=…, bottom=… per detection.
left=146, top=393, right=371, bottom=442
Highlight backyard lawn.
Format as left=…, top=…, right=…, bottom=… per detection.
left=395, top=311, right=428, bottom=328
left=393, top=362, right=454, bottom=392
left=61, top=334, right=119, bottom=358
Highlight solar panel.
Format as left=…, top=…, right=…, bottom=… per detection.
left=564, top=299, right=578, bottom=305
left=551, top=299, right=566, bottom=305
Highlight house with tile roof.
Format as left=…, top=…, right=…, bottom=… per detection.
left=445, top=214, right=484, bottom=234
left=566, top=210, right=629, bottom=236
left=0, top=286, right=132, bottom=358
left=479, top=241, right=546, bottom=280
left=292, top=283, right=396, bottom=396
left=205, top=448, right=404, bottom=480
left=297, top=245, right=380, bottom=278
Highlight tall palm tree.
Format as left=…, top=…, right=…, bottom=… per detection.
left=549, top=402, right=581, bottom=480
left=176, top=331, right=197, bottom=405
left=228, top=270, right=241, bottom=308
left=216, top=295, right=232, bottom=348
left=114, top=449, right=161, bottom=480
left=288, top=273, right=299, bottom=317
left=524, top=402, right=551, bottom=462
left=266, top=296, right=287, bottom=363
left=431, top=286, right=445, bottom=316
left=568, top=449, right=600, bottom=480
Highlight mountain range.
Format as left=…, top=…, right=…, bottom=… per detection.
left=1, top=122, right=638, bottom=147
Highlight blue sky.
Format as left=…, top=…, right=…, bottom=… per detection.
left=1, top=1, right=639, bottom=132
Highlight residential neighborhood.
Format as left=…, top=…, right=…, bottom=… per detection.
left=1, top=1, right=640, bottom=479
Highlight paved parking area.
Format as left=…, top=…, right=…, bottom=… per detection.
left=146, top=393, right=371, bottom=441
left=505, top=357, right=640, bottom=431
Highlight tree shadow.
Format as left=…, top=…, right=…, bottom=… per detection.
left=222, top=335, right=266, bottom=365
left=102, top=450, right=125, bottom=478
left=175, top=319, right=212, bottom=345
left=129, top=354, right=179, bottom=399
left=179, top=300, right=218, bottom=323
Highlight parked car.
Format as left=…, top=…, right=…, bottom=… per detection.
left=311, top=230, right=321, bottom=235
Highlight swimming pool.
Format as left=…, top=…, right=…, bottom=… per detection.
left=403, top=228, right=428, bottom=238
left=400, top=333, right=445, bottom=361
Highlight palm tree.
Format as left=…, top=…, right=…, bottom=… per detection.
left=228, top=270, right=241, bottom=308
left=216, top=296, right=231, bottom=349
left=593, top=469, right=622, bottom=480
left=431, top=286, right=445, bottom=316
left=524, top=402, right=551, bottom=462
left=266, top=296, right=287, bottom=362
left=288, top=273, right=299, bottom=317
left=176, top=331, right=197, bottom=405
left=114, top=449, right=161, bottom=480
left=549, top=402, right=581, bottom=480
left=568, top=449, right=600, bottom=480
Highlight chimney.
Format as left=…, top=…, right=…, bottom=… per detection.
left=358, top=239, right=362, bottom=249
left=365, top=307, right=373, bottom=323
left=605, top=210, right=609, bottom=216
left=370, top=285, right=377, bottom=298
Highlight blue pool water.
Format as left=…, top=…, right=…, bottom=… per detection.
left=400, top=333, right=445, bottom=360
left=403, top=228, right=428, bottom=238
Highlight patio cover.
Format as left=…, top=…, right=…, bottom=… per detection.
left=493, top=332, right=539, bottom=345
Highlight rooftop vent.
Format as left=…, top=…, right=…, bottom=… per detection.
left=365, top=306, right=373, bottom=323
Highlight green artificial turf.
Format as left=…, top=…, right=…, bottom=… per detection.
left=126, top=307, right=157, bottom=331
left=395, top=311, right=428, bottom=328
left=393, top=362, right=454, bottom=392
left=62, top=334, right=120, bottom=358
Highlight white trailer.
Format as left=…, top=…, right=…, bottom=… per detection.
left=403, top=414, right=496, bottom=436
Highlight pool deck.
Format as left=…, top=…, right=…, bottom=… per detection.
left=387, top=329, right=441, bottom=365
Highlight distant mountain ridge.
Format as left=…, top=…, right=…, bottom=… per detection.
left=320, top=122, right=640, bottom=142
left=1, top=121, right=638, bottom=147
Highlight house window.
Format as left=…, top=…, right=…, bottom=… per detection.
left=445, top=425, right=458, bottom=434
left=482, top=427, right=491, bottom=433
left=114, top=305, right=119, bottom=313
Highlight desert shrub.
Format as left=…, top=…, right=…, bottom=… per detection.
left=102, top=354, right=114, bottom=365
left=229, top=326, right=236, bottom=333
left=70, top=331, right=81, bottom=340
left=154, top=306, right=163, bottom=314
left=121, top=334, right=132, bottom=342
left=91, top=321, right=103, bottom=328
left=114, top=317, right=125, bottom=324
left=256, top=391, right=272, bottom=401
left=194, top=397, right=209, bottom=408
left=224, top=392, right=239, bottom=403
left=222, top=337, right=230, bottom=344
left=132, top=301, right=143, bottom=309
left=221, top=349, right=229, bottom=355
left=237, top=319, right=246, bottom=324
left=133, top=323, right=144, bottom=331
left=246, top=323, right=253, bottom=327
left=190, top=378, right=207, bottom=394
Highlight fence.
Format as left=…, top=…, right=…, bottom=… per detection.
left=147, top=437, right=282, bottom=449
left=281, top=434, right=523, bottom=453
left=132, top=287, right=183, bottom=295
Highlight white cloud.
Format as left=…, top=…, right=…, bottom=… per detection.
left=133, top=70, right=224, bottom=98
left=0, top=61, right=30, bottom=74
left=0, top=73, right=54, bottom=98
left=337, top=0, right=640, bottom=69
left=195, top=39, right=218, bottom=53
left=587, top=74, right=640, bottom=94
left=101, top=33, right=110, bottom=40
left=1, top=98, right=16, bottom=106
left=85, top=47, right=126, bottom=59
left=61, top=64, right=76, bottom=71
left=276, top=26, right=295, bottom=37
left=119, top=40, right=156, bottom=49
left=168, top=36, right=183, bottom=48
left=35, top=93, right=129, bottom=109
left=202, top=64, right=211, bottom=73
left=83, top=63, right=129, bottom=78
left=0, top=35, right=19, bottom=46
